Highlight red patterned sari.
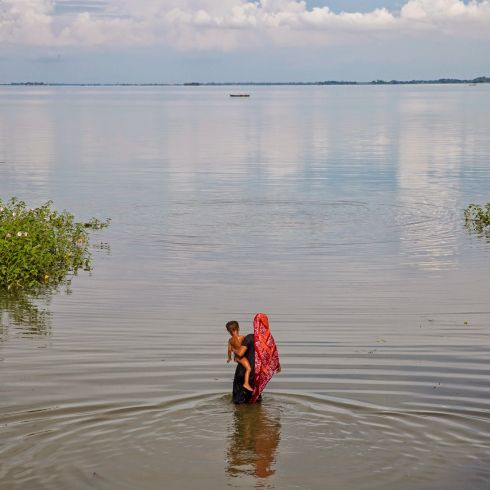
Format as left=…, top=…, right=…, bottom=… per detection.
left=250, top=313, right=280, bottom=403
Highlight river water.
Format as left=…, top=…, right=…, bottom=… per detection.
left=1, top=85, right=489, bottom=489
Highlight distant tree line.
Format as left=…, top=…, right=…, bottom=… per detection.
left=5, top=76, right=489, bottom=87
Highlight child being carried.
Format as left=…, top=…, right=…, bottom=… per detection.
left=226, top=320, right=253, bottom=392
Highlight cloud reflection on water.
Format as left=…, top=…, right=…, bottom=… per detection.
left=396, top=91, right=465, bottom=271
left=1, top=85, right=489, bottom=309
left=0, top=93, right=55, bottom=194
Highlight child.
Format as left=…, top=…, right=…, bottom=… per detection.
left=226, top=320, right=253, bottom=392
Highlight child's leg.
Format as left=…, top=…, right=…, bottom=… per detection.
left=237, top=356, right=253, bottom=391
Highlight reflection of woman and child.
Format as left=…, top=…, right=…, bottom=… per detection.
left=225, top=313, right=282, bottom=481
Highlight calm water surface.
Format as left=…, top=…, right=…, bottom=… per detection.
left=1, top=85, right=490, bottom=489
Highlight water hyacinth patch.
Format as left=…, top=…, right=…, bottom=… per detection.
left=464, top=203, right=490, bottom=235
left=0, top=198, right=109, bottom=290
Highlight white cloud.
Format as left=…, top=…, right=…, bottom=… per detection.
left=1, top=0, right=489, bottom=49
left=0, top=0, right=55, bottom=45
left=399, top=0, right=490, bottom=36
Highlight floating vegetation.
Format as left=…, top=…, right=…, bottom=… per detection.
left=464, top=203, right=490, bottom=236
left=0, top=197, right=110, bottom=290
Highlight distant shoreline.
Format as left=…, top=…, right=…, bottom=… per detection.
left=2, top=76, right=489, bottom=87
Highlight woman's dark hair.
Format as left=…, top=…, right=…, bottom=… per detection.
left=226, top=320, right=239, bottom=333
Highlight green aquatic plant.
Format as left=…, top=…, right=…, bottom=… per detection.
left=0, top=197, right=110, bottom=290
left=464, top=203, right=490, bottom=235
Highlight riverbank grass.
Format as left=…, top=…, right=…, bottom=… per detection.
left=0, top=198, right=109, bottom=290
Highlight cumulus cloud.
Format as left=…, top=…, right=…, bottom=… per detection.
left=0, top=0, right=55, bottom=45
left=1, top=0, right=489, bottom=49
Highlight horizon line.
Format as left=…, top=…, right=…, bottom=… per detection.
left=2, top=76, right=489, bottom=87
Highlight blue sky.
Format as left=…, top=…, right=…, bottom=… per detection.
left=0, top=1, right=489, bottom=83
left=304, top=1, right=405, bottom=12
left=50, top=1, right=407, bottom=14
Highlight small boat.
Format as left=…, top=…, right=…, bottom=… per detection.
left=229, top=93, right=250, bottom=97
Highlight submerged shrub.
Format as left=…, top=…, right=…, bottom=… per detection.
left=464, top=203, right=490, bottom=235
left=0, top=197, right=109, bottom=290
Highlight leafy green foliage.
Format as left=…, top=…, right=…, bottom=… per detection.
left=464, top=203, right=490, bottom=235
left=0, top=197, right=109, bottom=290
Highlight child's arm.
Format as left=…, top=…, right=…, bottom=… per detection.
left=227, top=340, right=232, bottom=363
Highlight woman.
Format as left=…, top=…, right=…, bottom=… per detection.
left=232, top=313, right=281, bottom=404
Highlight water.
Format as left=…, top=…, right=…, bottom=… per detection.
left=1, top=85, right=489, bottom=489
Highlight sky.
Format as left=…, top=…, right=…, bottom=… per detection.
left=0, top=0, right=489, bottom=82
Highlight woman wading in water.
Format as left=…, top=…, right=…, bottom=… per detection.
left=228, top=313, right=281, bottom=404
